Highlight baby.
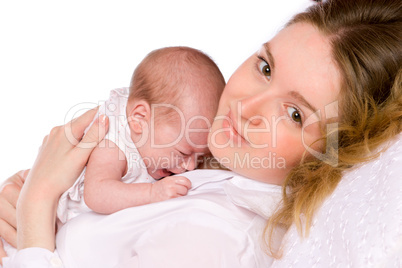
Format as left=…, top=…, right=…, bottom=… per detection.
left=57, top=46, right=225, bottom=223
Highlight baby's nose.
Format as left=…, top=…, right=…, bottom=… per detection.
left=168, top=156, right=197, bottom=174
left=168, top=165, right=187, bottom=175
left=181, top=156, right=197, bottom=171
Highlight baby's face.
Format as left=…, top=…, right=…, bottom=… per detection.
left=139, top=115, right=211, bottom=179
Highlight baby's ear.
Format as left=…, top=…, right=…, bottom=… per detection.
left=127, top=100, right=151, bottom=134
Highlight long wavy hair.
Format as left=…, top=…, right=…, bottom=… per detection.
left=265, top=0, right=402, bottom=256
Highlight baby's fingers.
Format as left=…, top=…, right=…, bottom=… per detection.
left=173, top=176, right=192, bottom=190
left=174, top=184, right=190, bottom=196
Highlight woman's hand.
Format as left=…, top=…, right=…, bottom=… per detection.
left=22, top=109, right=109, bottom=197
left=16, top=108, right=108, bottom=251
left=0, top=170, right=27, bottom=264
left=0, top=170, right=27, bottom=249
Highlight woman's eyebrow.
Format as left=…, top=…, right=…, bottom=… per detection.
left=263, top=42, right=319, bottom=115
left=289, top=91, right=318, bottom=113
left=263, top=42, right=275, bottom=69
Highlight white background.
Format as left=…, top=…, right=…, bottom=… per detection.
left=0, top=0, right=312, bottom=182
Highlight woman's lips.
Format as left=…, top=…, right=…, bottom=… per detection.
left=222, top=110, right=248, bottom=145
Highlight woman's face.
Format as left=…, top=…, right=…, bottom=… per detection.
left=208, top=22, right=341, bottom=185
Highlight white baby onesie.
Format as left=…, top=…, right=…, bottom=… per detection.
left=57, top=88, right=155, bottom=225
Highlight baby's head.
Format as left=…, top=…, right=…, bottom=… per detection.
left=126, top=46, right=225, bottom=179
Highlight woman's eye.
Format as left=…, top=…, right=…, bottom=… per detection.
left=258, top=60, right=271, bottom=79
left=287, top=107, right=302, bottom=124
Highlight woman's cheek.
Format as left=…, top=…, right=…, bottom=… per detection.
left=274, top=133, right=306, bottom=168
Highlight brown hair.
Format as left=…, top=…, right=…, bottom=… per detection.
left=129, top=46, right=225, bottom=122
left=265, top=0, right=402, bottom=256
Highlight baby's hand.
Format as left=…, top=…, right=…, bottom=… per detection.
left=150, top=176, right=191, bottom=203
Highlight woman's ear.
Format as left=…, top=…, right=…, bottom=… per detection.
left=127, top=100, right=151, bottom=135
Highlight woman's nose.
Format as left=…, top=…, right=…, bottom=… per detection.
left=233, top=93, right=266, bottom=126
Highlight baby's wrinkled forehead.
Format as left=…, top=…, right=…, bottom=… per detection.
left=182, top=128, right=210, bottom=153
left=172, top=106, right=211, bottom=148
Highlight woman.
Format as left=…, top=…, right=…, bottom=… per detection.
left=1, top=0, right=401, bottom=266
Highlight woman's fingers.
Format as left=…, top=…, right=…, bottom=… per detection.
left=16, top=107, right=109, bottom=251
left=64, top=107, right=99, bottom=146
left=0, top=170, right=26, bottom=209
left=77, top=114, right=109, bottom=150
left=0, top=171, right=26, bottom=226
left=71, top=114, right=109, bottom=178
left=25, top=109, right=109, bottom=195
left=0, top=183, right=19, bottom=210
left=0, top=171, right=26, bottom=249
left=0, top=219, right=17, bottom=248
left=0, top=238, right=7, bottom=265
left=0, top=195, right=17, bottom=229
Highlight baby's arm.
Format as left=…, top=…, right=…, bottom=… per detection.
left=84, top=140, right=191, bottom=214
